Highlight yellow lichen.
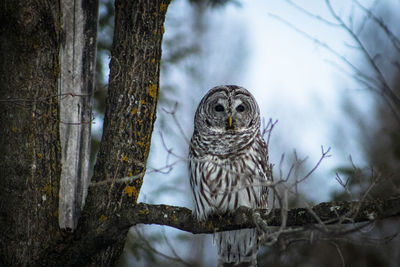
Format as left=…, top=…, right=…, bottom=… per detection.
left=151, top=58, right=156, bottom=64
left=11, top=127, right=17, bottom=133
left=171, top=214, right=177, bottom=221
left=160, top=2, right=168, bottom=12
left=137, top=135, right=150, bottom=148
left=148, top=84, right=157, bottom=98
left=37, top=153, right=43, bottom=158
left=131, top=108, right=138, bottom=115
left=128, top=170, right=133, bottom=177
left=42, top=184, right=57, bottom=195
left=122, top=155, right=129, bottom=162
left=100, top=214, right=107, bottom=222
left=123, top=185, right=137, bottom=198
left=140, top=99, right=145, bottom=104
left=139, top=209, right=149, bottom=215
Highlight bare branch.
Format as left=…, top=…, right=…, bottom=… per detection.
left=133, top=228, right=192, bottom=266
left=122, top=197, right=400, bottom=234
left=330, top=241, right=345, bottom=267
left=325, top=0, right=400, bottom=110
left=261, top=118, right=278, bottom=149
left=285, top=0, right=341, bottom=27
left=268, top=13, right=381, bottom=91
left=295, top=146, right=331, bottom=184
left=353, top=0, right=400, bottom=53
left=270, top=2, right=400, bottom=123
left=162, top=102, right=190, bottom=143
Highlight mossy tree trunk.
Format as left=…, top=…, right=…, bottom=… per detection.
left=73, top=0, right=170, bottom=265
left=0, top=0, right=170, bottom=265
left=0, top=1, right=62, bottom=265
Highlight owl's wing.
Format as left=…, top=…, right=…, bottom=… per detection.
left=256, top=134, right=272, bottom=209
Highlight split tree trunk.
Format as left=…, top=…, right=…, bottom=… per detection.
left=0, top=0, right=170, bottom=265
left=58, top=0, right=98, bottom=230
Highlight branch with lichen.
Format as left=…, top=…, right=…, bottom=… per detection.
left=123, top=196, right=400, bottom=234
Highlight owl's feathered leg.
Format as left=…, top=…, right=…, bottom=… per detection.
left=216, top=229, right=258, bottom=267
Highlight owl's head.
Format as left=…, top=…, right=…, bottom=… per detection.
left=194, top=85, right=261, bottom=134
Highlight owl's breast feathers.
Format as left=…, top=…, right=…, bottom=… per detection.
left=190, top=127, right=259, bottom=158
left=189, top=85, right=268, bottom=266
left=189, top=132, right=271, bottom=220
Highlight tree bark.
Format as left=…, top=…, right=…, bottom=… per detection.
left=126, top=197, right=400, bottom=233
left=78, top=0, right=170, bottom=264
left=0, top=1, right=62, bottom=265
left=0, top=0, right=170, bottom=265
left=58, top=0, right=98, bottom=231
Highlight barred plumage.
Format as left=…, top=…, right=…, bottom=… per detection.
left=189, top=85, right=272, bottom=267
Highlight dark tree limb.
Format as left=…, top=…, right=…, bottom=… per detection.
left=122, top=197, right=400, bottom=234
left=36, top=196, right=400, bottom=266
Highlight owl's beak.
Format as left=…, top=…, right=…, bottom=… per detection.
left=227, top=116, right=233, bottom=129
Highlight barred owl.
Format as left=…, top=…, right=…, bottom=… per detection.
left=189, top=85, right=272, bottom=266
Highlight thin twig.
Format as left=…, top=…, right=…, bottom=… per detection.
left=133, top=228, right=192, bottom=266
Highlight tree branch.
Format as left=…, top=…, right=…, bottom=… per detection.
left=124, top=196, right=400, bottom=234
left=38, top=196, right=400, bottom=266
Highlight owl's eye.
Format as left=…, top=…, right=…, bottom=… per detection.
left=214, top=104, right=225, bottom=112
left=236, top=104, right=245, bottom=112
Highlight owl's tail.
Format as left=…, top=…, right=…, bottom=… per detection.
left=216, top=228, right=258, bottom=267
